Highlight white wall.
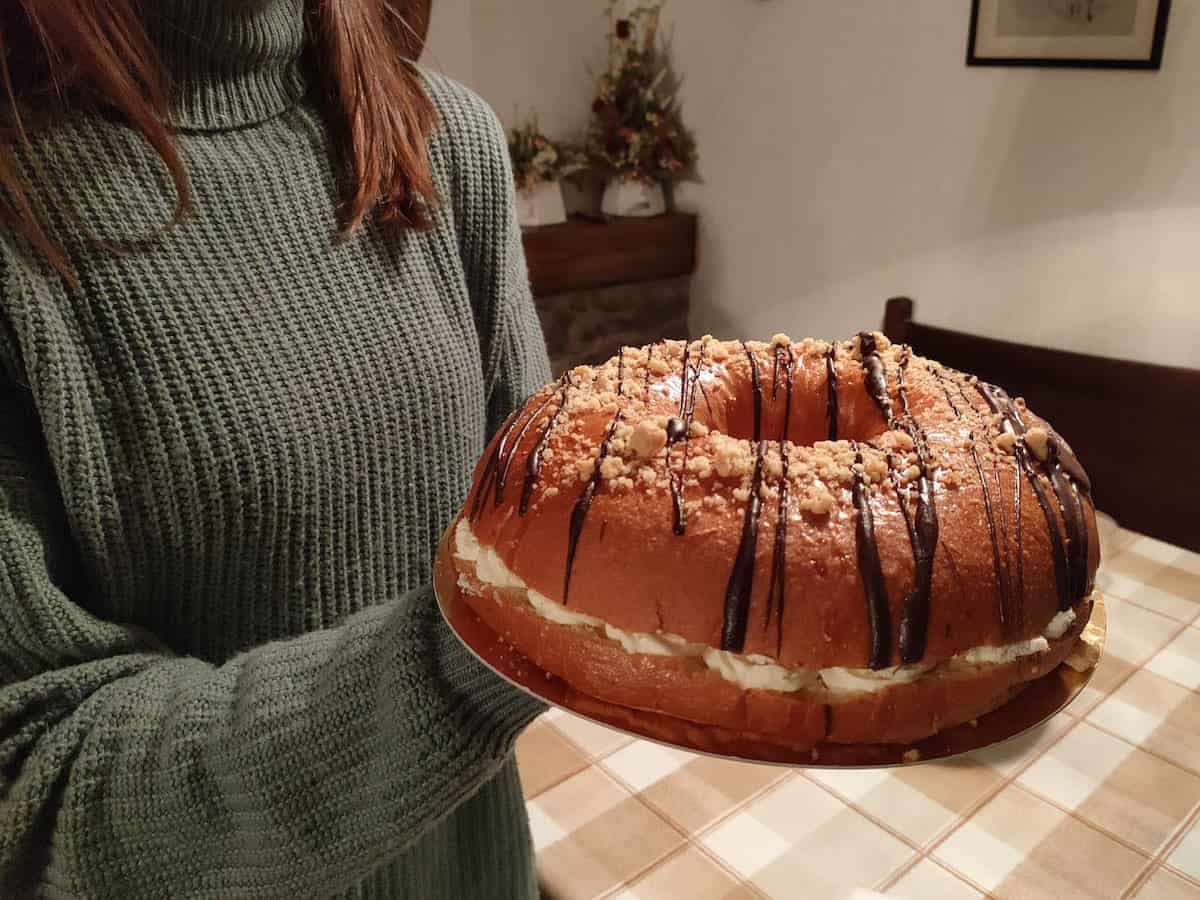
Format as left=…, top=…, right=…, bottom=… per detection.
left=468, top=1, right=608, bottom=136
left=421, top=0, right=474, bottom=84
left=666, top=1, right=1200, bottom=367
left=443, top=0, right=1200, bottom=368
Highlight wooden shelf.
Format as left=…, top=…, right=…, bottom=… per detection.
left=521, top=212, right=697, bottom=297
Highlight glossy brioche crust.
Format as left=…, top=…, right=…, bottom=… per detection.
left=465, top=334, right=1098, bottom=673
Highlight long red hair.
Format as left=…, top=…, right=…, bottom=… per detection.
left=0, top=0, right=438, bottom=277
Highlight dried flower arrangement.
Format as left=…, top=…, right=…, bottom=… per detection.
left=587, top=0, right=697, bottom=185
left=507, top=120, right=587, bottom=193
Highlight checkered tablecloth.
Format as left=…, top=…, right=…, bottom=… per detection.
left=515, top=514, right=1200, bottom=899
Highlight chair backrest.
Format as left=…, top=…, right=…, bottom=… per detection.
left=883, top=296, right=1200, bottom=551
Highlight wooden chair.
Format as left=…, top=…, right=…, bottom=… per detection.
left=883, top=296, right=1200, bottom=552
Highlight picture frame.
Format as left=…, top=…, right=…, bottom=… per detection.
left=967, top=0, right=1171, bottom=69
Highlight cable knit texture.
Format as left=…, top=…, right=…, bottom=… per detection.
left=0, top=1, right=550, bottom=897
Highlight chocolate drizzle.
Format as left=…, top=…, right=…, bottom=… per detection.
left=742, top=341, right=763, bottom=441
left=721, top=342, right=764, bottom=649
left=616, top=346, right=625, bottom=396
left=932, top=368, right=962, bottom=418
left=852, top=442, right=891, bottom=670
left=1014, top=440, right=1024, bottom=620
left=1048, top=445, right=1092, bottom=600
left=893, top=354, right=939, bottom=664
left=935, top=367, right=1014, bottom=630
left=765, top=344, right=795, bottom=654
left=495, top=393, right=555, bottom=507
left=977, top=382, right=1089, bottom=611
left=468, top=406, right=522, bottom=522
left=470, top=385, right=562, bottom=521
left=854, top=343, right=937, bottom=663
left=665, top=343, right=690, bottom=534
left=769, top=343, right=795, bottom=443
left=520, top=377, right=572, bottom=515
left=857, top=332, right=893, bottom=426
left=564, top=412, right=623, bottom=602
left=1049, top=435, right=1091, bottom=493
left=825, top=343, right=839, bottom=441
left=1016, top=445, right=1071, bottom=611
left=721, top=439, right=766, bottom=652
left=666, top=340, right=709, bottom=535
left=973, top=439, right=1015, bottom=624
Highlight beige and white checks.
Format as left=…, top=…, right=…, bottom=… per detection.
left=515, top=516, right=1200, bottom=899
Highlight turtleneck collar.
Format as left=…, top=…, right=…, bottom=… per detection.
left=142, top=0, right=310, bottom=130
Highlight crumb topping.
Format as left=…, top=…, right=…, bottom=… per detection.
left=1024, top=426, right=1050, bottom=461
left=798, top=483, right=837, bottom=515
left=497, top=335, right=1077, bottom=541
left=629, top=417, right=669, bottom=459
left=686, top=455, right=713, bottom=479
left=599, top=456, right=626, bottom=480
left=710, top=433, right=755, bottom=478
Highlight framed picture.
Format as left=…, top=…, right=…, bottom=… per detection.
left=967, top=0, right=1171, bottom=69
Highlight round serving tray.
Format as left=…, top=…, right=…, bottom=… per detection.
left=433, top=527, right=1105, bottom=768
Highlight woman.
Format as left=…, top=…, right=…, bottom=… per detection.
left=0, top=1, right=548, bottom=897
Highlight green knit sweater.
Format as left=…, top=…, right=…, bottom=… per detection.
left=0, top=2, right=550, bottom=897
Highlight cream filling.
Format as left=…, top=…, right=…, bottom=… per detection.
left=454, top=519, right=1079, bottom=696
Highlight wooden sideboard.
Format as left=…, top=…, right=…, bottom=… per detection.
left=521, top=213, right=697, bottom=374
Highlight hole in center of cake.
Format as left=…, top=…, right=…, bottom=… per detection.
left=695, top=379, right=891, bottom=447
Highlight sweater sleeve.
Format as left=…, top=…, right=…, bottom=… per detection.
left=484, top=234, right=553, bottom=435
left=0, top=163, right=548, bottom=900
left=423, top=72, right=553, bottom=432
left=0, top=369, right=544, bottom=898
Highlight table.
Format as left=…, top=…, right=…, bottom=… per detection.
left=514, top=515, right=1200, bottom=899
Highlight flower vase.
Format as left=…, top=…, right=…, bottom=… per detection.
left=601, top=176, right=666, bottom=218
left=516, top=180, right=567, bottom=228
